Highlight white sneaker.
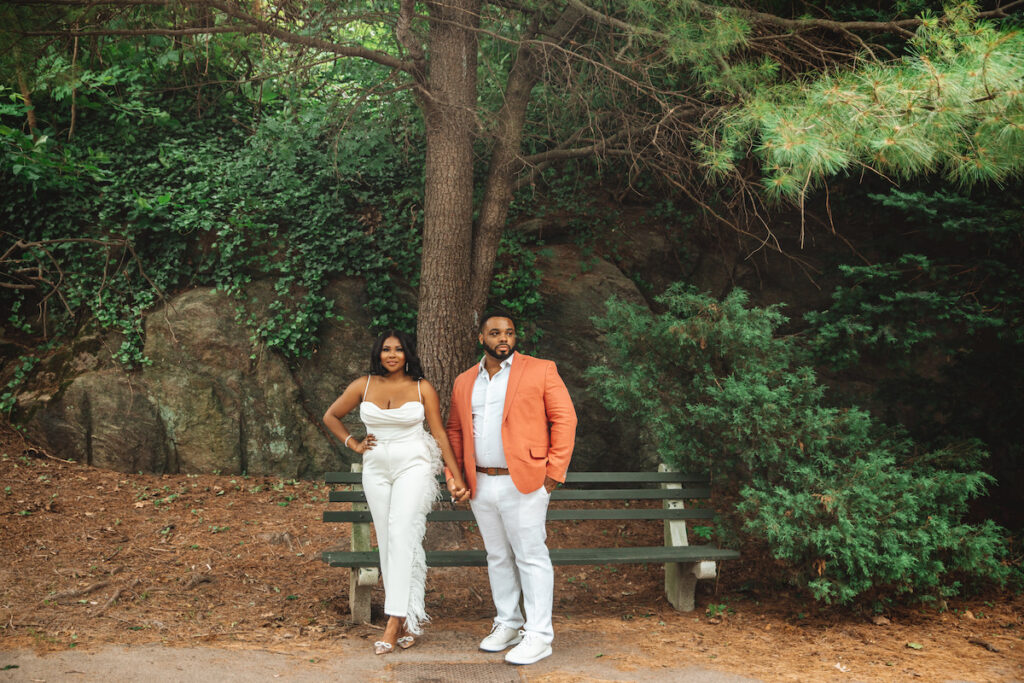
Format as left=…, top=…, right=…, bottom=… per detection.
left=504, top=631, right=552, bottom=665
left=479, top=623, right=523, bottom=652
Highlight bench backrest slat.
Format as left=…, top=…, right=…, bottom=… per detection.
left=328, top=486, right=711, bottom=503
left=324, top=470, right=709, bottom=485
left=325, top=508, right=718, bottom=523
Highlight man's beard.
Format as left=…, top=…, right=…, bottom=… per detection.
left=484, top=342, right=515, bottom=361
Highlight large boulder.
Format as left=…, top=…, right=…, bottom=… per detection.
left=292, top=278, right=376, bottom=456
left=533, top=244, right=659, bottom=472
left=18, top=255, right=657, bottom=477
left=22, top=281, right=373, bottom=477
left=139, top=285, right=344, bottom=477
left=27, top=370, right=171, bottom=472
left=141, top=288, right=247, bottom=473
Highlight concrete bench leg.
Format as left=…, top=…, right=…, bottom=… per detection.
left=348, top=463, right=379, bottom=624
left=665, top=562, right=698, bottom=612
left=661, top=463, right=716, bottom=612
left=349, top=567, right=377, bottom=624
left=665, top=560, right=716, bottom=612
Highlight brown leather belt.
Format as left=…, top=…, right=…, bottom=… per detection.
left=475, top=466, right=510, bottom=476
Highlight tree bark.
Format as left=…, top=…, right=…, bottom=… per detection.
left=416, top=0, right=481, bottom=412
left=12, top=44, right=38, bottom=138
left=469, top=6, right=583, bottom=318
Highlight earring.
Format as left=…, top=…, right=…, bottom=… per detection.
left=405, top=362, right=409, bottom=373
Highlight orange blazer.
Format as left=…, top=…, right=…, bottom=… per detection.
left=446, top=352, right=577, bottom=496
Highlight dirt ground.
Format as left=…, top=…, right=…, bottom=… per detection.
left=0, top=422, right=1021, bottom=682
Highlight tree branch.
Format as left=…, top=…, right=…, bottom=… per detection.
left=202, top=0, right=411, bottom=73
left=395, top=0, right=427, bottom=85
left=24, top=25, right=256, bottom=37
left=17, top=0, right=415, bottom=74
left=563, top=0, right=1013, bottom=43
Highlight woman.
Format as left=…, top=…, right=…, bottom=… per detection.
left=323, top=330, right=469, bottom=654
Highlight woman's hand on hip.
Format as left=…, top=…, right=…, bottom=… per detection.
left=352, top=434, right=376, bottom=454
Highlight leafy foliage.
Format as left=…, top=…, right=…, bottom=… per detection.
left=1, top=23, right=559, bottom=376
left=1, top=31, right=429, bottom=365
left=488, top=229, right=547, bottom=322
left=588, top=285, right=1010, bottom=604
left=805, top=253, right=1005, bottom=369
left=0, top=355, right=39, bottom=414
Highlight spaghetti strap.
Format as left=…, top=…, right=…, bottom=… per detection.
left=362, top=375, right=371, bottom=400
left=417, top=379, right=422, bottom=403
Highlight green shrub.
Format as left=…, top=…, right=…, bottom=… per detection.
left=587, top=284, right=1010, bottom=604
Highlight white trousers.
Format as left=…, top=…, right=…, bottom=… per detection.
left=471, top=473, right=554, bottom=644
left=361, top=436, right=434, bottom=629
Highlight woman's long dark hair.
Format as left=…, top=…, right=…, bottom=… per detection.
left=369, top=329, right=425, bottom=379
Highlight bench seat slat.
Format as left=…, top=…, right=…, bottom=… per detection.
left=553, top=488, right=710, bottom=500
left=323, top=545, right=740, bottom=568
left=563, top=472, right=709, bottom=484
left=324, top=508, right=718, bottom=523
left=328, top=487, right=711, bottom=503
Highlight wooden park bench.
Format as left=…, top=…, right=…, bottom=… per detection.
left=321, top=464, right=739, bottom=623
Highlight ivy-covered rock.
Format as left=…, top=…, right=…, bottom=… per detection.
left=23, top=284, right=369, bottom=477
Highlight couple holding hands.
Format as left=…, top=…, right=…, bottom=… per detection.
left=323, top=311, right=577, bottom=665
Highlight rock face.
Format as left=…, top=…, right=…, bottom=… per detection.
left=29, top=370, right=171, bottom=473
left=533, top=245, right=660, bottom=472
left=22, top=279, right=375, bottom=477
left=19, top=254, right=654, bottom=477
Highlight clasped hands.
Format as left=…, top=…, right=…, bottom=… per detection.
left=446, top=477, right=470, bottom=503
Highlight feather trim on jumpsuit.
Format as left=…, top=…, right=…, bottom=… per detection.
left=402, top=431, right=442, bottom=635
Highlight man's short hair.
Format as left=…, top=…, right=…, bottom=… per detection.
left=479, top=308, right=516, bottom=332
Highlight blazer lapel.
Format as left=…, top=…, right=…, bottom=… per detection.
left=459, top=368, right=476, bottom=429
left=502, top=353, right=527, bottom=423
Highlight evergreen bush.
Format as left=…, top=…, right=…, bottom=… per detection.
left=588, top=285, right=1010, bottom=604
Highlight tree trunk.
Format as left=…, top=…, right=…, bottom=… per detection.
left=469, top=7, right=584, bottom=318
left=416, top=0, right=481, bottom=413
left=468, top=44, right=540, bottom=318
left=12, top=45, right=38, bottom=138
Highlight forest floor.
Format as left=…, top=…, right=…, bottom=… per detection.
left=0, top=422, right=1021, bottom=682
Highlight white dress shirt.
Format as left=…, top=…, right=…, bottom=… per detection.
left=472, top=352, right=514, bottom=468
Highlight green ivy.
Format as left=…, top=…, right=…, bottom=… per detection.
left=0, top=355, right=40, bottom=414
left=488, top=230, right=547, bottom=322
left=1, top=38, right=426, bottom=364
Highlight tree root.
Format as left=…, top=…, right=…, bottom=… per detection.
left=95, top=578, right=140, bottom=615
left=43, top=580, right=110, bottom=603
left=183, top=574, right=212, bottom=590
left=968, top=637, right=1001, bottom=653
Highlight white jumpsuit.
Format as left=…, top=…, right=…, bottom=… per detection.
left=359, top=379, right=440, bottom=634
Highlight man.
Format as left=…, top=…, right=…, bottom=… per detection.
left=445, top=311, right=577, bottom=665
